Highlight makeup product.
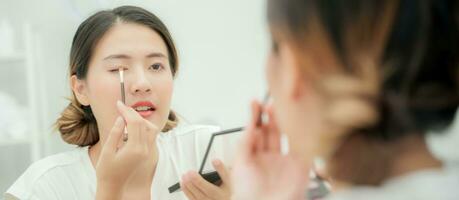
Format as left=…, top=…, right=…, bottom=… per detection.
left=168, top=127, right=244, bottom=193
left=119, top=67, right=128, bottom=141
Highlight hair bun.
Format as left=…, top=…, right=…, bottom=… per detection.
left=55, top=99, right=99, bottom=146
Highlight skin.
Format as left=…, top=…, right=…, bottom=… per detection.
left=180, top=159, right=232, bottom=200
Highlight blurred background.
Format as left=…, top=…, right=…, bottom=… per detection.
left=0, top=0, right=457, bottom=195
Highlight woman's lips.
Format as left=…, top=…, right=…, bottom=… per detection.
left=136, top=110, right=154, bottom=118
left=131, top=101, right=156, bottom=118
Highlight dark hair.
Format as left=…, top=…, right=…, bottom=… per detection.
left=56, top=5, right=179, bottom=147
left=268, top=0, right=459, bottom=184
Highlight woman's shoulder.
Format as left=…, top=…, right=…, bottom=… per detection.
left=326, top=167, right=459, bottom=200
left=16, top=147, right=86, bottom=180
left=5, top=147, right=89, bottom=199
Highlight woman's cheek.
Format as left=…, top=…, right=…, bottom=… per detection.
left=90, top=77, right=120, bottom=111
left=157, top=75, right=174, bottom=102
left=94, top=79, right=119, bottom=103
left=154, top=76, right=174, bottom=124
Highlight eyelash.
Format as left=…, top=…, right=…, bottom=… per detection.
left=149, top=63, right=164, bottom=71
left=108, top=64, right=164, bottom=73
left=109, top=67, right=126, bottom=73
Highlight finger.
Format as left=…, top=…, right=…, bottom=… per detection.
left=181, top=180, right=196, bottom=200
left=183, top=172, right=209, bottom=200
left=239, top=124, right=257, bottom=162
left=238, top=100, right=266, bottom=163
left=261, top=125, right=272, bottom=151
left=250, top=101, right=266, bottom=152
left=255, top=126, right=269, bottom=153
left=116, top=100, right=142, bottom=124
left=189, top=171, right=220, bottom=197
left=250, top=100, right=262, bottom=128
left=212, top=159, right=230, bottom=185
left=184, top=183, right=205, bottom=200
left=143, top=119, right=158, bottom=153
left=116, top=101, right=142, bottom=145
left=266, top=106, right=281, bottom=152
left=102, top=116, right=125, bottom=154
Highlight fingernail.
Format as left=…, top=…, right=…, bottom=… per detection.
left=117, top=100, right=123, bottom=107
left=182, top=174, right=188, bottom=182
left=190, top=171, right=200, bottom=180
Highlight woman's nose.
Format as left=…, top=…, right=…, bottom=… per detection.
left=129, top=69, right=152, bottom=95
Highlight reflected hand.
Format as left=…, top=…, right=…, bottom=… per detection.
left=181, top=159, right=231, bottom=200
left=231, top=100, right=309, bottom=200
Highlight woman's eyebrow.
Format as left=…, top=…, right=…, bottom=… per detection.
left=103, top=52, right=167, bottom=60
left=103, top=54, right=131, bottom=60
left=146, top=52, right=167, bottom=59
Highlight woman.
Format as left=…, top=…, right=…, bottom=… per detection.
left=232, top=0, right=459, bottom=199
left=5, top=6, right=231, bottom=200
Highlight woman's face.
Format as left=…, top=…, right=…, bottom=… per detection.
left=73, top=22, right=174, bottom=141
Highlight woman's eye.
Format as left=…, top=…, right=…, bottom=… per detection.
left=109, top=68, right=127, bottom=72
left=149, top=63, right=163, bottom=71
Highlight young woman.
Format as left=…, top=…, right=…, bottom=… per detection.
left=5, top=6, right=232, bottom=200
left=231, top=0, right=459, bottom=199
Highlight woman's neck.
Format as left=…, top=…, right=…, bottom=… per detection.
left=387, top=135, right=442, bottom=179
left=329, top=134, right=443, bottom=191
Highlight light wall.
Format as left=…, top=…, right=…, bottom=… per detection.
left=0, top=0, right=268, bottom=155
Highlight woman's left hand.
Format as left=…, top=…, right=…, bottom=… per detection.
left=230, top=101, right=309, bottom=200
left=181, top=159, right=231, bottom=200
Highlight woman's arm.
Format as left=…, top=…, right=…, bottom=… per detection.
left=95, top=183, right=124, bottom=200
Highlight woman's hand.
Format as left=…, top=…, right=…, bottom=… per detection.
left=181, top=159, right=231, bottom=200
left=231, top=100, right=310, bottom=200
left=95, top=101, right=159, bottom=200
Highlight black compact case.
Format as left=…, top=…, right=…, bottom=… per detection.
left=168, top=127, right=243, bottom=193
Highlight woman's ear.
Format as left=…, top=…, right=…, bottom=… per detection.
left=283, top=45, right=307, bottom=101
left=71, top=75, right=90, bottom=106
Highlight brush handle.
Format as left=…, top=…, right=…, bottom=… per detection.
left=121, top=83, right=125, bottom=104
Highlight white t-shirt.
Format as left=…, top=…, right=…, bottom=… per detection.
left=325, top=166, right=459, bottom=200
left=4, top=125, right=239, bottom=200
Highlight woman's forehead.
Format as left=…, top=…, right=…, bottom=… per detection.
left=93, top=22, right=169, bottom=60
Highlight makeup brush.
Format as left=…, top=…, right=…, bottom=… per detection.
left=119, top=67, right=128, bottom=141
left=256, top=92, right=270, bottom=127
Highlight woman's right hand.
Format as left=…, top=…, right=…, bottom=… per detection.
left=95, top=101, right=159, bottom=200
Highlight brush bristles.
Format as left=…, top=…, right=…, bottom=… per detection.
left=119, top=68, right=124, bottom=83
